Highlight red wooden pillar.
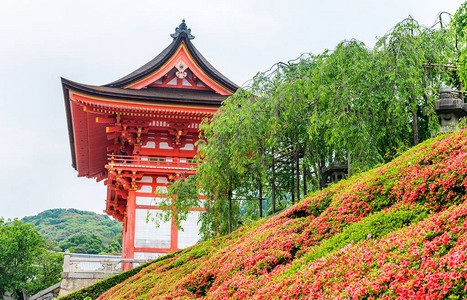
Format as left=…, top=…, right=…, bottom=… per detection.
left=121, top=218, right=127, bottom=258
left=122, top=190, right=136, bottom=270
left=170, top=216, right=179, bottom=252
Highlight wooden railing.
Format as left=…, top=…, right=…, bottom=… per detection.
left=107, top=154, right=200, bottom=170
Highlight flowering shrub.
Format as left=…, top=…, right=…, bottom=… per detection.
left=97, top=130, right=467, bottom=299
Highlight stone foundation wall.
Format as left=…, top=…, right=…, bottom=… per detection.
left=58, top=251, right=149, bottom=297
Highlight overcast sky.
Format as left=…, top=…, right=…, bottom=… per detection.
left=0, top=0, right=464, bottom=220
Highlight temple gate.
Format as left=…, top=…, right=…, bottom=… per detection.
left=62, top=20, right=238, bottom=266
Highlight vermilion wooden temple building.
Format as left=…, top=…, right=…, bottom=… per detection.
left=62, top=20, right=238, bottom=264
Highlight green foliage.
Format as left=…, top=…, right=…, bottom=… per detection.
left=301, top=204, right=428, bottom=265
left=155, top=11, right=462, bottom=241
left=0, top=219, right=63, bottom=299
left=452, top=2, right=467, bottom=87
left=58, top=234, right=104, bottom=254
left=148, top=174, right=202, bottom=230
left=26, top=251, right=64, bottom=296
left=22, top=208, right=122, bottom=254
left=102, top=233, right=122, bottom=255
left=0, top=219, right=44, bottom=297
left=459, top=117, right=467, bottom=129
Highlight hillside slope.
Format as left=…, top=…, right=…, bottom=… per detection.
left=22, top=208, right=121, bottom=242
left=22, top=208, right=122, bottom=254
left=98, top=131, right=467, bottom=299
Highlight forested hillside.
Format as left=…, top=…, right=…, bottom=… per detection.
left=22, top=208, right=122, bottom=254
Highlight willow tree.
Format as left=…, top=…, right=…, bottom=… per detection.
left=154, top=9, right=462, bottom=240
left=309, top=41, right=386, bottom=174
left=452, top=2, right=467, bottom=90
left=374, top=17, right=452, bottom=147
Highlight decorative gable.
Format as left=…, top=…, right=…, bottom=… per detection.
left=125, top=43, right=231, bottom=95
left=148, top=66, right=210, bottom=91
left=102, top=20, right=238, bottom=95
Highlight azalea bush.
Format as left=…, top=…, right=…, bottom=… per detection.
left=96, top=130, right=467, bottom=299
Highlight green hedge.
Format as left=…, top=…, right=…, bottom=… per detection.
left=57, top=251, right=180, bottom=300
left=284, top=204, right=429, bottom=276
left=303, top=204, right=428, bottom=263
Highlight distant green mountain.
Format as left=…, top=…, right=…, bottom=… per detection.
left=22, top=208, right=122, bottom=254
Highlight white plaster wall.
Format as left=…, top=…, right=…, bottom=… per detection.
left=177, top=211, right=202, bottom=249
left=141, top=141, right=156, bottom=149
left=159, top=142, right=174, bottom=149
left=134, top=209, right=171, bottom=249
left=137, top=176, right=153, bottom=183
left=137, top=185, right=153, bottom=193
left=180, top=143, right=194, bottom=151
left=136, top=196, right=167, bottom=206
left=157, top=177, right=168, bottom=183
left=154, top=186, right=168, bottom=194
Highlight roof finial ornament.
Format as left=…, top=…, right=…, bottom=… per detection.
left=171, top=19, right=195, bottom=40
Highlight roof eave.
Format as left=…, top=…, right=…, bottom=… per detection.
left=103, top=36, right=184, bottom=88
left=62, top=78, right=227, bottom=107
left=61, top=77, right=78, bottom=170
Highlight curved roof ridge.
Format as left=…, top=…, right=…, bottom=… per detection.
left=104, top=38, right=179, bottom=88
left=187, top=41, right=239, bottom=92
left=104, top=32, right=239, bottom=93
left=62, top=77, right=228, bottom=105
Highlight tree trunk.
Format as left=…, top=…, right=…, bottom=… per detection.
left=291, top=163, right=295, bottom=205
left=303, top=165, right=307, bottom=196
left=228, top=188, right=232, bottom=233
left=347, top=152, right=351, bottom=178
left=271, top=148, right=276, bottom=214
left=295, top=150, right=300, bottom=201
left=460, top=81, right=464, bottom=102
left=259, top=179, right=263, bottom=218
left=413, top=110, right=419, bottom=145
left=317, top=159, right=323, bottom=190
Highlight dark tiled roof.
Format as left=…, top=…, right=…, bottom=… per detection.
left=104, top=39, right=178, bottom=88
left=62, top=26, right=238, bottom=173
left=104, top=33, right=239, bottom=93
left=189, top=41, right=239, bottom=92
left=62, top=78, right=228, bottom=107
left=62, top=77, right=227, bottom=172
